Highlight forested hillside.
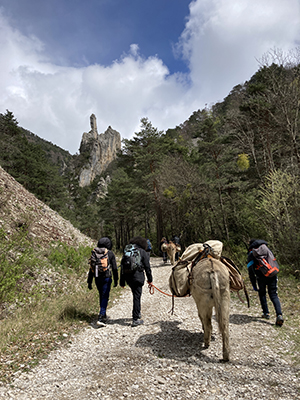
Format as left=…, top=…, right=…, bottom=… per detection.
left=97, top=49, right=300, bottom=275
left=1, top=49, right=300, bottom=275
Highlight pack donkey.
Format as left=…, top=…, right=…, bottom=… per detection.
left=161, top=241, right=180, bottom=265
left=169, top=241, right=231, bottom=361
left=190, top=257, right=230, bottom=361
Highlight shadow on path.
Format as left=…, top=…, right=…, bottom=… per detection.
left=90, top=317, right=132, bottom=329
left=135, top=320, right=221, bottom=363
left=230, top=313, right=274, bottom=327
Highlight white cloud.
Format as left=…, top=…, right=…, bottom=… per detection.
left=0, top=1, right=300, bottom=154
left=177, top=0, right=300, bottom=103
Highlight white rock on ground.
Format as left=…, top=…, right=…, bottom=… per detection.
left=0, top=258, right=299, bottom=399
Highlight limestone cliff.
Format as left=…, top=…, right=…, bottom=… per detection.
left=78, top=114, right=121, bottom=187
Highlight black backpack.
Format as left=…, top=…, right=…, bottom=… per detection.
left=122, top=244, right=142, bottom=273
left=252, top=244, right=279, bottom=278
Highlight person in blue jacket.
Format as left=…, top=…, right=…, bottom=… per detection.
left=247, top=239, right=284, bottom=327
left=87, top=237, right=118, bottom=327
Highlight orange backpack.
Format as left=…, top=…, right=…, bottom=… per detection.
left=90, top=247, right=109, bottom=276
left=252, top=244, right=279, bottom=278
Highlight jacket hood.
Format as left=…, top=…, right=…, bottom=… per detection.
left=248, top=239, right=268, bottom=250
left=97, top=237, right=112, bottom=250
left=129, top=236, right=148, bottom=250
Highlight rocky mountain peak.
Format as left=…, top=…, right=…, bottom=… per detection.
left=90, top=113, right=98, bottom=136
left=79, top=115, right=121, bottom=187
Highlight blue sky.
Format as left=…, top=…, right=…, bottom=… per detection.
left=0, top=0, right=300, bottom=154
left=1, top=0, right=191, bottom=73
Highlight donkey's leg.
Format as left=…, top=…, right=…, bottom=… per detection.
left=218, top=290, right=230, bottom=361
left=197, top=301, right=213, bottom=348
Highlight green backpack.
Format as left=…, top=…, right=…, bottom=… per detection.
left=122, top=244, right=142, bottom=273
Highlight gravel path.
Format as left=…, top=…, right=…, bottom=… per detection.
left=0, top=258, right=299, bottom=400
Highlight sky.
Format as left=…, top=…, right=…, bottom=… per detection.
left=0, top=0, right=300, bottom=154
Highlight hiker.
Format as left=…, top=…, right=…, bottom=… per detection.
left=247, top=239, right=284, bottom=327
left=120, top=236, right=153, bottom=327
left=172, top=235, right=180, bottom=262
left=87, top=237, right=118, bottom=327
left=146, top=238, right=152, bottom=260
left=160, top=237, right=168, bottom=263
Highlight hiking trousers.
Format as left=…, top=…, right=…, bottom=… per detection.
left=95, top=276, right=112, bottom=317
left=257, top=275, right=282, bottom=316
left=127, top=280, right=143, bottom=320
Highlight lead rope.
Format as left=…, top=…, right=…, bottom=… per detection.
left=148, top=282, right=173, bottom=297
left=171, top=294, right=175, bottom=315
left=148, top=282, right=190, bottom=315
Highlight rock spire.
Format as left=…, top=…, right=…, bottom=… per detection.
left=78, top=115, right=121, bottom=187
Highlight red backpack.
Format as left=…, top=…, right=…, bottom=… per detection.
left=252, top=244, right=279, bottom=278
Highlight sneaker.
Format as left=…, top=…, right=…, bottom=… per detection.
left=276, top=315, right=284, bottom=327
left=261, top=313, right=270, bottom=319
left=96, top=314, right=107, bottom=327
left=131, top=319, right=144, bottom=327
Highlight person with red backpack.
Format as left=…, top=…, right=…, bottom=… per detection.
left=87, top=237, right=118, bottom=327
left=247, top=239, right=284, bottom=327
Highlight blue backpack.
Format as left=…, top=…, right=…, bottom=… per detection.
left=147, top=239, right=152, bottom=251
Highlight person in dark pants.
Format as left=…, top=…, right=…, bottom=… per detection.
left=120, top=236, right=153, bottom=327
left=87, top=237, right=118, bottom=327
left=160, top=237, right=168, bottom=263
left=247, top=239, right=284, bottom=327
left=172, top=235, right=181, bottom=262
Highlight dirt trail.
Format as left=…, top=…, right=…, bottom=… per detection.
left=0, top=258, right=299, bottom=399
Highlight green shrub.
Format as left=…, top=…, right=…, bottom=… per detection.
left=0, top=228, right=38, bottom=303
left=47, top=242, right=92, bottom=273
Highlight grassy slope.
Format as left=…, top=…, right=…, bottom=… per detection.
left=0, top=243, right=123, bottom=384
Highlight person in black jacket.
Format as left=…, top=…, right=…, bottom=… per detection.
left=87, top=237, right=118, bottom=326
left=247, top=239, right=284, bottom=327
left=120, top=236, right=153, bottom=327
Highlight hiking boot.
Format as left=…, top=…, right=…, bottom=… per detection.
left=276, top=315, right=284, bottom=327
left=261, top=313, right=270, bottom=319
left=96, top=314, right=107, bottom=327
left=131, top=319, right=144, bottom=327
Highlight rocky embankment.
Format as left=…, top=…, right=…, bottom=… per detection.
left=0, top=258, right=299, bottom=400
left=0, top=165, right=93, bottom=248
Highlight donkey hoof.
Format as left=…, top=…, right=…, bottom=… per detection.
left=221, top=357, right=230, bottom=363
